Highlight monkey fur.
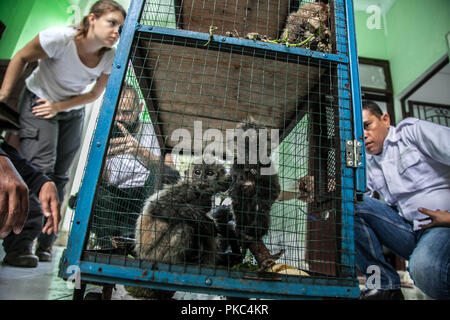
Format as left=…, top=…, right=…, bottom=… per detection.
left=135, top=154, right=230, bottom=266
left=228, top=119, right=283, bottom=269
left=281, top=1, right=331, bottom=52
left=210, top=205, right=242, bottom=267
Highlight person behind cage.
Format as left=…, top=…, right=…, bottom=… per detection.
left=352, top=100, right=450, bottom=300
left=0, top=0, right=126, bottom=266
left=88, top=84, right=180, bottom=248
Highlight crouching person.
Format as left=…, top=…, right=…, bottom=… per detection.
left=354, top=100, right=450, bottom=300
left=0, top=138, right=60, bottom=267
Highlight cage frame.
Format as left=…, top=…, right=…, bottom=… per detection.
left=59, top=0, right=365, bottom=299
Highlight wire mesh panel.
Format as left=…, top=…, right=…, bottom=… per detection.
left=60, top=0, right=362, bottom=299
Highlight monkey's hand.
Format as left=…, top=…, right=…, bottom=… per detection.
left=246, top=240, right=285, bottom=272
left=258, top=249, right=286, bottom=271
left=297, top=175, right=314, bottom=203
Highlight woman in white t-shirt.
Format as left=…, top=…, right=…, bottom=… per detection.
left=0, top=0, right=126, bottom=267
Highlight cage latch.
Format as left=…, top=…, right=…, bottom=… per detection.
left=345, top=139, right=362, bottom=168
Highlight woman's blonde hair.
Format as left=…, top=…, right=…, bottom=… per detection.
left=75, top=0, right=126, bottom=55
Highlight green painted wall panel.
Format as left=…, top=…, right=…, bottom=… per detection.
left=354, top=10, right=388, bottom=60
left=0, top=0, right=134, bottom=59
left=354, top=0, right=450, bottom=121
left=386, top=0, right=450, bottom=96
left=12, top=0, right=71, bottom=58
left=0, top=0, right=36, bottom=59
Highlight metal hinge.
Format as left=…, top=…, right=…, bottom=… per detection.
left=345, top=139, right=362, bottom=168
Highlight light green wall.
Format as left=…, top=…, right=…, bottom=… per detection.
left=0, top=0, right=36, bottom=59
left=16, top=0, right=71, bottom=57
left=0, top=0, right=71, bottom=59
left=0, top=0, right=131, bottom=60
left=386, top=0, right=450, bottom=96
left=354, top=0, right=450, bottom=122
left=354, top=10, right=388, bottom=60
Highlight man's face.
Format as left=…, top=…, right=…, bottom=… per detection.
left=363, top=109, right=390, bottom=155
left=116, top=89, right=139, bottom=125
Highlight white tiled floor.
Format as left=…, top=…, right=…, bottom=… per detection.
left=0, top=243, right=431, bottom=300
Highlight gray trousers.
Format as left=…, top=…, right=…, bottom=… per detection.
left=3, top=87, right=85, bottom=252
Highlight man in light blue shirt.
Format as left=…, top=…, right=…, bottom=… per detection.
left=356, top=100, right=450, bottom=300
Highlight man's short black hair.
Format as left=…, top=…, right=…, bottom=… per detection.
left=362, top=100, right=383, bottom=119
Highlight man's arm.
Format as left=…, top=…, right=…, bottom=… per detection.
left=0, top=141, right=60, bottom=236
left=0, top=141, right=51, bottom=195
left=0, top=144, right=29, bottom=238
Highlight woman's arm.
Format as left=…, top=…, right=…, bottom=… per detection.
left=31, top=72, right=110, bottom=118
left=0, top=36, right=47, bottom=102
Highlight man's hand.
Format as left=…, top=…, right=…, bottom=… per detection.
left=418, top=207, right=450, bottom=229
left=297, top=176, right=315, bottom=203
left=39, top=181, right=60, bottom=235
left=31, top=99, right=60, bottom=119
left=108, top=122, right=140, bottom=156
left=0, top=156, right=29, bottom=238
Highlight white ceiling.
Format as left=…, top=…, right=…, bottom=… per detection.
left=353, top=0, right=396, bottom=14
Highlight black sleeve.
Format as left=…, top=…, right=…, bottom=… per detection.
left=0, top=141, right=52, bottom=196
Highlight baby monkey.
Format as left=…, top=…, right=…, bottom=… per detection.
left=135, top=154, right=230, bottom=266
left=228, top=119, right=284, bottom=270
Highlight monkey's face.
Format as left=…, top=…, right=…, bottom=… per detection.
left=189, top=163, right=229, bottom=193
left=232, top=165, right=258, bottom=195
left=192, top=165, right=218, bottom=182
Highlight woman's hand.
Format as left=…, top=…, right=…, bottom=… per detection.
left=32, top=99, right=61, bottom=119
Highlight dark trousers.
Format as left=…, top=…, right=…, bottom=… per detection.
left=4, top=87, right=85, bottom=252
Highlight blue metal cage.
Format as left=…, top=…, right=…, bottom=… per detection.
left=59, top=0, right=365, bottom=299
